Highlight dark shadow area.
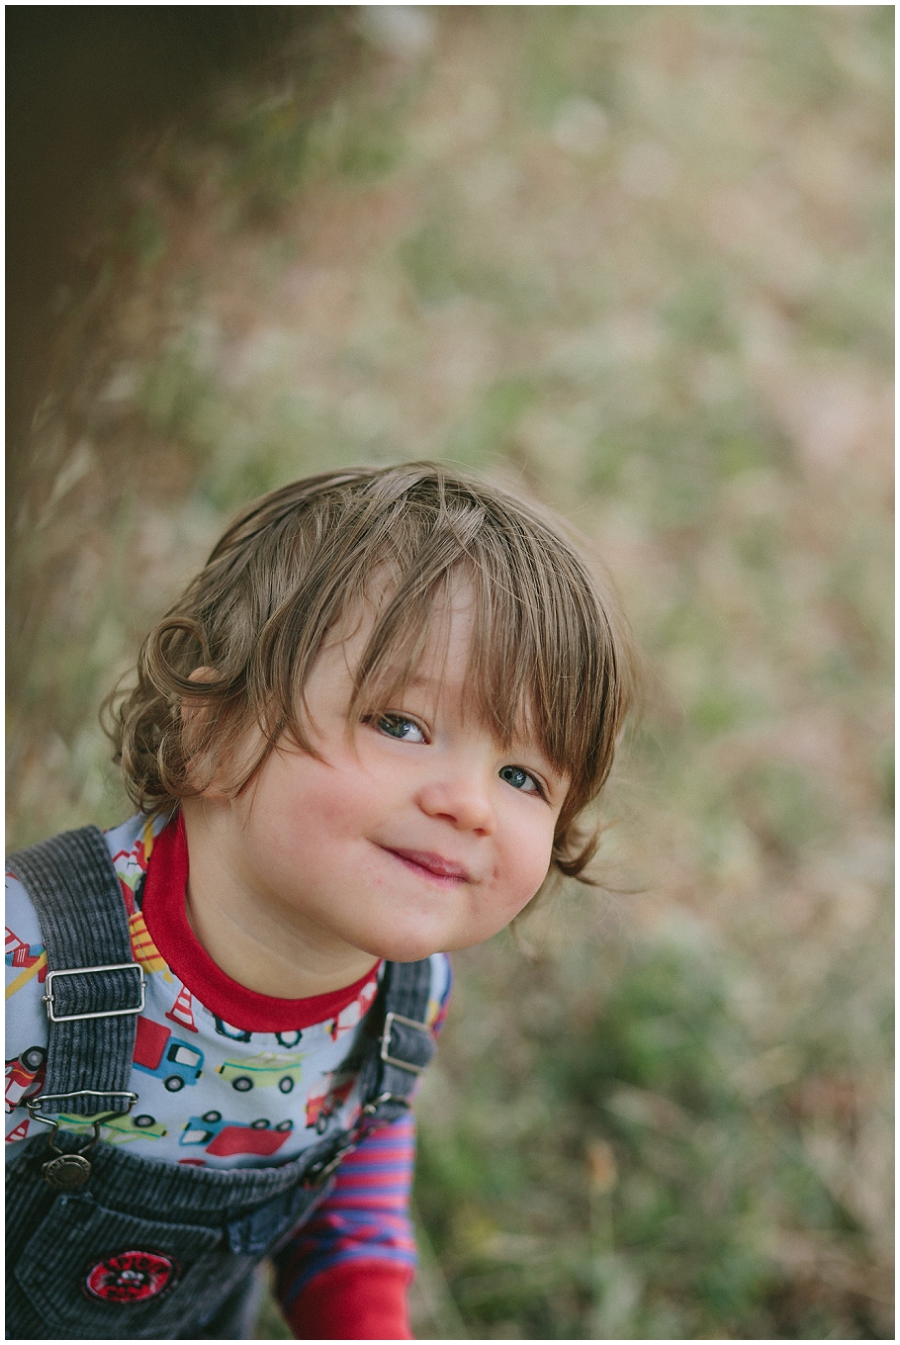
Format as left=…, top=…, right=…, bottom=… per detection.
left=6, top=5, right=318, bottom=515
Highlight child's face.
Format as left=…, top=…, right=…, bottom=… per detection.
left=195, top=589, right=569, bottom=967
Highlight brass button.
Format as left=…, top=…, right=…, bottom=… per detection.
left=42, top=1153, right=92, bottom=1188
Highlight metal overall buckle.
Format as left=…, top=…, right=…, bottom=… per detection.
left=303, top=1092, right=411, bottom=1188
left=26, top=1091, right=138, bottom=1189
left=380, top=1011, right=432, bottom=1074
left=305, top=1142, right=357, bottom=1188
left=42, top=962, right=145, bottom=1022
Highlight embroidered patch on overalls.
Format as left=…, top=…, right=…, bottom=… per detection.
left=84, top=1249, right=178, bottom=1303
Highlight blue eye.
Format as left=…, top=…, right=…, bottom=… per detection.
left=499, top=765, right=541, bottom=795
left=376, top=715, right=427, bottom=743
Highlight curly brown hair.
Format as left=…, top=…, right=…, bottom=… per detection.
left=104, top=463, right=636, bottom=883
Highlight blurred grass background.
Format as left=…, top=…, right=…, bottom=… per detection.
left=7, top=7, right=892, bottom=1339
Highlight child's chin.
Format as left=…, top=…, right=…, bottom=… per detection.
left=358, top=928, right=450, bottom=964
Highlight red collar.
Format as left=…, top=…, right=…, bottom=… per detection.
left=141, top=814, right=382, bottom=1032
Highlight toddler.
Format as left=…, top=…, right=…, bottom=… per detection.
left=6, top=463, right=634, bottom=1339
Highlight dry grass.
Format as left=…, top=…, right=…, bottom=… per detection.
left=7, top=8, right=892, bottom=1338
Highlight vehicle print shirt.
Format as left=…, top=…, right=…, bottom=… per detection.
left=5, top=812, right=452, bottom=1167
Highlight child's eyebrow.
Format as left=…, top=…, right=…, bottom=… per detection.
left=388, top=671, right=443, bottom=695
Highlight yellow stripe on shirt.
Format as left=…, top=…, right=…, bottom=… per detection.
left=5, top=951, right=47, bottom=999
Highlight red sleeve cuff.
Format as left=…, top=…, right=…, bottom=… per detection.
left=284, top=1262, right=414, bottom=1340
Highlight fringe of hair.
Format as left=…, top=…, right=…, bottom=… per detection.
left=103, top=463, right=637, bottom=883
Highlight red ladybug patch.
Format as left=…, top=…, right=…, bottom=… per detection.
left=84, top=1249, right=178, bottom=1303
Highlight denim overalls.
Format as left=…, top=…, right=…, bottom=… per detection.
left=6, top=826, right=435, bottom=1339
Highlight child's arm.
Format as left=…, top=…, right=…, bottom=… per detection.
left=276, top=957, right=452, bottom=1338
left=274, top=1110, right=418, bottom=1339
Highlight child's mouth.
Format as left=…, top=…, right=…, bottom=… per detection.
left=382, top=847, right=470, bottom=883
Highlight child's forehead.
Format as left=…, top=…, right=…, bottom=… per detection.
left=325, top=574, right=472, bottom=662
left=322, top=592, right=511, bottom=697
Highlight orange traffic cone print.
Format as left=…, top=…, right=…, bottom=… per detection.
left=166, top=984, right=198, bottom=1032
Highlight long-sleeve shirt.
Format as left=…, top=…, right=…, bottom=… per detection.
left=6, top=813, right=451, bottom=1338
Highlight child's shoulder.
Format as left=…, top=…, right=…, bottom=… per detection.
left=104, top=812, right=172, bottom=898
left=6, top=813, right=169, bottom=894
left=5, top=864, right=43, bottom=949
left=4, top=813, right=163, bottom=1066
left=6, top=863, right=51, bottom=1130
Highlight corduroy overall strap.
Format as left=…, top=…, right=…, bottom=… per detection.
left=7, top=825, right=142, bottom=1117
left=350, top=956, right=435, bottom=1132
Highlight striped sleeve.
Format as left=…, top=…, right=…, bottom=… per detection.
left=274, top=1112, right=417, bottom=1339
left=275, top=955, right=452, bottom=1338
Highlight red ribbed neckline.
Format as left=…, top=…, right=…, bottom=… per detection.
left=140, top=814, right=381, bottom=1032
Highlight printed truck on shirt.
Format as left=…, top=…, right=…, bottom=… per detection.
left=133, top=1016, right=204, bottom=1091
left=180, top=1109, right=295, bottom=1157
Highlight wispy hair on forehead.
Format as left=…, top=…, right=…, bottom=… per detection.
left=107, top=463, right=636, bottom=883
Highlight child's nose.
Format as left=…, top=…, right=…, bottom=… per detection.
left=416, top=772, right=497, bottom=834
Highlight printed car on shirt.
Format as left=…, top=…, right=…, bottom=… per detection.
left=57, top=1111, right=168, bottom=1144
left=217, top=1050, right=304, bottom=1093
left=305, top=1072, right=355, bottom=1132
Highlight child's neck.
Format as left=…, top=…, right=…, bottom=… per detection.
left=180, top=801, right=380, bottom=1000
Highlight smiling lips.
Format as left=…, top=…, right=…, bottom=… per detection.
left=384, top=847, right=471, bottom=882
